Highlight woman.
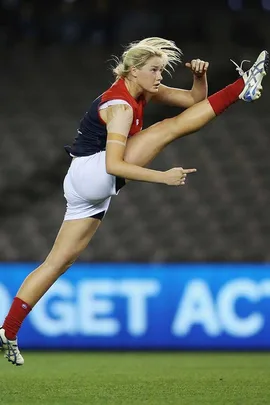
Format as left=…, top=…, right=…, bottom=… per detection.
left=0, top=37, right=268, bottom=365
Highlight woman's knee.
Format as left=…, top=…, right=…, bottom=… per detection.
left=151, top=117, right=179, bottom=140
left=43, top=253, right=78, bottom=276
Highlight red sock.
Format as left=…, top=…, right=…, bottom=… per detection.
left=2, top=297, right=32, bottom=340
left=208, top=78, right=244, bottom=115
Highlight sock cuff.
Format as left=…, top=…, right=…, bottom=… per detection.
left=14, top=297, right=32, bottom=312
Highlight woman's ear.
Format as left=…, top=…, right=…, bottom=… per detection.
left=130, top=66, right=138, bottom=78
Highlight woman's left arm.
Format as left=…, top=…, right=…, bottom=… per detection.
left=151, top=59, right=209, bottom=109
left=188, top=59, right=209, bottom=103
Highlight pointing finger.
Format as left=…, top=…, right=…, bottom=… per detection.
left=183, top=168, right=197, bottom=174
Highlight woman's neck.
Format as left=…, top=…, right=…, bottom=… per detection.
left=124, top=77, right=143, bottom=100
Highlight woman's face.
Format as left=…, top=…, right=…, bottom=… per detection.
left=135, top=56, right=165, bottom=93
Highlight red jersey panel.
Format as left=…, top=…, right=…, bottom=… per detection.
left=100, top=78, right=146, bottom=136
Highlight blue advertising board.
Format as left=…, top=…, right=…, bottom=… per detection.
left=0, top=263, right=270, bottom=349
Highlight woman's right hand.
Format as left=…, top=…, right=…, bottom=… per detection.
left=163, top=167, right=197, bottom=186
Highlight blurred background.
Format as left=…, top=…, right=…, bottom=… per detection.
left=0, top=0, right=269, bottom=262
left=0, top=0, right=270, bottom=352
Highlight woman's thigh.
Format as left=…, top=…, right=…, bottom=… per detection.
left=124, top=118, right=174, bottom=167
left=45, top=217, right=101, bottom=269
left=124, top=98, right=214, bottom=167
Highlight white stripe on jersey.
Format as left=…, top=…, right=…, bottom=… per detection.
left=99, top=99, right=131, bottom=110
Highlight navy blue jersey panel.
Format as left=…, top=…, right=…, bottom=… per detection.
left=67, top=96, right=107, bottom=156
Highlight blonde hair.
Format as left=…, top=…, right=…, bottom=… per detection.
left=112, top=37, right=182, bottom=79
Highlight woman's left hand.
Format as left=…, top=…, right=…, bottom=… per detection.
left=185, top=59, right=209, bottom=77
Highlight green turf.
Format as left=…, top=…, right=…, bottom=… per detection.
left=0, top=352, right=269, bottom=405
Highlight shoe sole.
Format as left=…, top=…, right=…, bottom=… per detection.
left=253, top=51, right=269, bottom=100
left=263, top=50, right=269, bottom=75
left=7, top=359, right=22, bottom=366
left=6, top=356, right=23, bottom=366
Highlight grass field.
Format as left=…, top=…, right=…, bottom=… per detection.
left=0, top=352, right=269, bottom=405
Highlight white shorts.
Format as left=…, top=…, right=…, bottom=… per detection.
left=63, top=151, right=123, bottom=221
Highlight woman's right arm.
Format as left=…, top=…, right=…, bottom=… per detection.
left=105, top=104, right=196, bottom=185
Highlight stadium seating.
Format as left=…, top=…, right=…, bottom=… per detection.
left=0, top=8, right=269, bottom=263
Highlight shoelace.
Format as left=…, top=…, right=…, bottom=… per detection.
left=230, top=59, right=251, bottom=76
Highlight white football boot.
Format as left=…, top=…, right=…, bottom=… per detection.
left=231, top=50, right=269, bottom=102
left=0, top=328, right=24, bottom=366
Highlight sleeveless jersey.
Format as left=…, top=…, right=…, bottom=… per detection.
left=65, top=78, right=146, bottom=157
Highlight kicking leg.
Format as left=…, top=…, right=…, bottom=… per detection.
left=125, top=50, right=269, bottom=167
left=125, top=97, right=215, bottom=167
